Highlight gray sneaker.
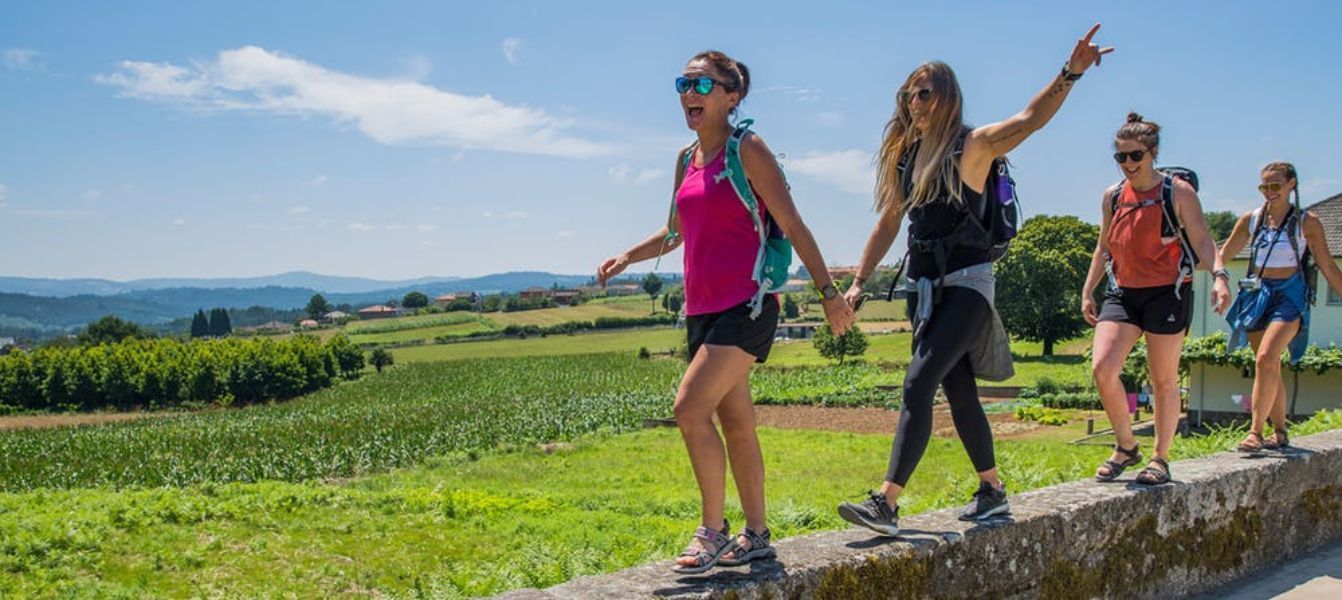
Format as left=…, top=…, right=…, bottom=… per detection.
left=958, top=481, right=1009, bottom=521
left=838, top=491, right=900, bottom=537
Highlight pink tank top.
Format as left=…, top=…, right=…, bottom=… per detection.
left=677, top=149, right=767, bottom=316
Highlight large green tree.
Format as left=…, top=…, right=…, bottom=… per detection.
left=1204, top=210, right=1237, bottom=242
left=402, top=291, right=429, bottom=309
left=995, top=215, right=1099, bottom=356
left=305, top=294, right=332, bottom=319
left=78, top=316, right=152, bottom=346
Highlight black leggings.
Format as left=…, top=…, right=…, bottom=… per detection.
left=886, top=287, right=997, bottom=486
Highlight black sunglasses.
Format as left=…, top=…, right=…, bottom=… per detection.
left=676, top=76, right=731, bottom=95
left=898, top=88, right=934, bottom=105
left=1112, top=150, right=1147, bottom=164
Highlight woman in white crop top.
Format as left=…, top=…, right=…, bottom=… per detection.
left=1216, top=161, right=1342, bottom=452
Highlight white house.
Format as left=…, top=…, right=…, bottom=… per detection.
left=1187, top=192, right=1342, bottom=423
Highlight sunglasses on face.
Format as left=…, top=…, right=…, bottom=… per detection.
left=1258, top=182, right=1285, bottom=194
left=898, top=88, right=934, bottom=105
left=675, top=76, right=729, bottom=95
left=1112, top=150, right=1147, bottom=164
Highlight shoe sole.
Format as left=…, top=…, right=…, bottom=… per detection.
left=838, top=504, right=900, bottom=537
left=718, top=547, right=777, bottom=567
left=959, top=502, right=1010, bottom=522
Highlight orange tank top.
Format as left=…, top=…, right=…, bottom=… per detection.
left=1107, top=181, right=1188, bottom=289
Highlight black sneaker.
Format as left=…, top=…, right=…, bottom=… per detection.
left=838, top=491, right=900, bottom=537
left=958, top=481, right=1009, bottom=521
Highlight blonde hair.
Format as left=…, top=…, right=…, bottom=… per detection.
left=874, top=61, right=966, bottom=214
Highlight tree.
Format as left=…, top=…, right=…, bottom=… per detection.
left=1204, top=210, right=1237, bottom=242
left=78, top=316, right=151, bottom=346
left=402, top=291, right=429, bottom=309
left=813, top=325, right=868, bottom=365
left=190, top=310, right=210, bottom=338
left=208, top=308, right=233, bottom=338
left=782, top=294, right=800, bottom=320
left=305, top=294, right=332, bottom=320
left=642, top=273, right=664, bottom=314
left=369, top=348, right=394, bottom=374
left=995, top=215, right=1099, bottom=356
left=661, top=286, right=684, bottom=314
left=326, top=335, right=365, bottom=379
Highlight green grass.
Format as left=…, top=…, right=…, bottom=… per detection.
left=391, top=328, right=684, bottom=363
left=347, top=320, right=496, bottom=345
left=7, top=410, right=1339, bottom=598
left=481, top=300, right=657, bottom=327
left=343, top=312, right=481, bottom=335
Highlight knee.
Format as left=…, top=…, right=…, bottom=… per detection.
left=717, top=408, right=756, bottom=437
left=1255, top=351, right=1282, bottom=374
left=1092, top=357, right=1124, bottom=383
left=673, top=395, right=712, bottom=428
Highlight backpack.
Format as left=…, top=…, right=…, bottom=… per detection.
left=886, top=132, right=1021, bottom=302
left=1247, top=203, right=1318, bottom=305
left=1105, top=166, right=1200, bottom=298
left=654, top=119, right=793, bottom=319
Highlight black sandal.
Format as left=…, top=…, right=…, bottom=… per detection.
left=718, top=527, right=775, bottom=566
left=1134, top=457, right=1171, bottom=485
left=1263, top=430, right=1290, bottom=450
left=1238, top=431, right=1266, bottom=453
left=1095, top=443, right=1143, bottom=482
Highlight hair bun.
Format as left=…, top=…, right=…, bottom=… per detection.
left=1126, top=112, right=1144, bottom=124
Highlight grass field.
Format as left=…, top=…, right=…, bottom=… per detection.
left=6, top=410, right=1337, bottom=598
left=391, top=327, right=685, bottom=362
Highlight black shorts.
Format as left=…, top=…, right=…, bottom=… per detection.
left=686, top=294, right=779, bottom=363
left=1098, top=282, right=1193, bottom=334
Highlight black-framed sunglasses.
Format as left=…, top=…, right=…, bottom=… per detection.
left=898, top=88, right=934, bottom=105
left=1112, top=150, right=1147, bottom=164
left=675, top=76, right=730, bottom=95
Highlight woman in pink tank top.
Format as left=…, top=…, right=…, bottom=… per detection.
left=596, top=50, right=855, bottom=573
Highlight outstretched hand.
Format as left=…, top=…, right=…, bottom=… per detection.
left=1067, top=23, right=1115, bottom=74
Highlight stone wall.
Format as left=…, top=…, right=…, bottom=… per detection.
left=497, top=429, right=1342, bottom=599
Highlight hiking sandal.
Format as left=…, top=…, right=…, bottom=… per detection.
left=718, top=527, right=776, bottom=566
left=1134, top=457, right=1171, bottom=485
left=1263, top=430, right=1290, bottom=450
left=1238, top=431, right=1266, bottom=453
left=1095, top=443, right=1143, bottom=482
left=672, top=521, right=732, bottom=574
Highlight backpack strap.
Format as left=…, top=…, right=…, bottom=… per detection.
left=654, top=142, right=698, bottom=273
left=721, top=119, right=784, bottom=319
left=1158, top=174, right=1198, bottom=298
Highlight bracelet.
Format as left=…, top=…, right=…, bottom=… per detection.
left=1212, top=269, right=1230, bottom=281
left=1060, top=65, right=1083, bottom=82
left=854, top=276, right=868, bottom=287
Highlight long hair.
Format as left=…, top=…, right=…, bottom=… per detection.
left=874, top=61, right=966, bottom=214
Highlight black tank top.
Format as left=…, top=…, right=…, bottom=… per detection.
left=902, top=136, right=992, bottom=280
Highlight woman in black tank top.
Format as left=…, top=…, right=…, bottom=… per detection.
left=836, top=25, right=1114, bottom=536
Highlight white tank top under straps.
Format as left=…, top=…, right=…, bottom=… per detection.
left=1249, top=207, right=1305, bottom=270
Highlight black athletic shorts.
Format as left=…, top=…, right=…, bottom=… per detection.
left=1098, top=282, right=1193, bottom=334
left=686, top=294, right=779, bottom=363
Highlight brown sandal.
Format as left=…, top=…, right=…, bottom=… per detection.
left=1134, top=457, right=1171, bottom=485
left=1238, top=431, right=1266, bottom=453
left=1263, top=430, right=1290, bottom=450
left=1095, top=443, right=1143, bottom=482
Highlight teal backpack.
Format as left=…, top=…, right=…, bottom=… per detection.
left=655, top=119, right=793, bottom=319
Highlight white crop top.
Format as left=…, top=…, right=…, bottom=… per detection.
left=1249, top=207, right=1306, bottom=270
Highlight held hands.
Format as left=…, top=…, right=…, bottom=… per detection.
left=843, top=281, right=865, bottom=310
left=822, top=293, right=857, bottom=336
left=596, top=255, right=629, bottom=288
left=1067, top=23, right=1115, bottom=75
left=1212, top=277, right=1232, bottom=315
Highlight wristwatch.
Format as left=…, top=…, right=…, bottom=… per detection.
left=818, top=283, right=840, bottom=301
left=1212, top=269, right=1230, bottom=281
left=1060, top=65, right=1083, bottom=82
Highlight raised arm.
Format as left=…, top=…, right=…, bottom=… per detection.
left=1082, top=188, right=1116, bottom=325
left=1303, top=212, right=1342, bottom=299
left=740, top=133, right=855, bottom=334
left=962, top=24, right=1113, bottom=186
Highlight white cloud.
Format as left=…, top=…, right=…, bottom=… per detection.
left=173, top=218, right=187, bottom=226
left=0, top=183, right=7, bottom=208
left=505, top=210, right=529, bottom=220
left=501, top=38, right=523, bottom=66
left=558, top=229, right=573, bottom=238
left=2, top=48, right=45, bottom=71
left=288, top=206, right=311, bottom=215
left=386, top=224, right=403, bottom=231
left=482, top=211, right=494, bottom=218
left=416, top=224, right=435, bottom=232
left=81, top=188, right=102, bottom=200
left=347, top=222, right=375, bottom=232
left=95, top=46, right=607, bottom=158
left=787, top=150, right=875, bottom=197
left=609, top=164, right=665, bottom=186
left=307, top=174, right=328, bottom=187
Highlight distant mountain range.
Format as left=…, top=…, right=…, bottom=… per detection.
left=0, top=270, right=676, bottom=338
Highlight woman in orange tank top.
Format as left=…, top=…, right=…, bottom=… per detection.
left=1080, top=113, right=1229, bottom=485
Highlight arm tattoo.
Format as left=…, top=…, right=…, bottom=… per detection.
left=1044, top=80, right=1073, bottom=100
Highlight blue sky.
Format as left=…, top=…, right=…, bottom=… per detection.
left=2, top=1, right=1339, bottom=280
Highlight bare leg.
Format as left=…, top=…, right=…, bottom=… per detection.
left=1091, top=321, right=1144, bottom=471
left=1144, top=331, right=1187, bottom=462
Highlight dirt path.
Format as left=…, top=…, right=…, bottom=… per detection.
left=753, top=401, right=1041, bottom=439
left=0, top=411, right=171, bottom=431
